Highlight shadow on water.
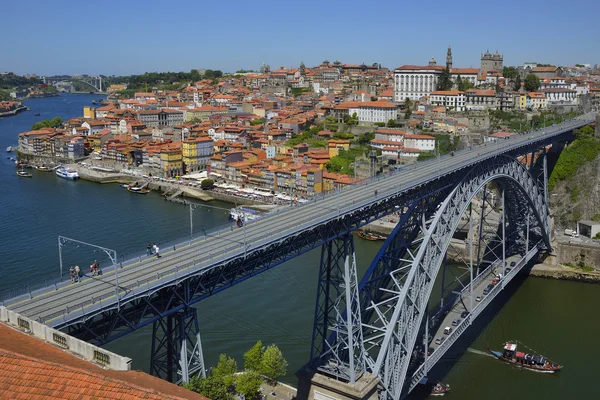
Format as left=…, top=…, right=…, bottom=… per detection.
left=406, top=262, right=535, bottom=399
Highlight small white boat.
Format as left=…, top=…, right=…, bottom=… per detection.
left=6, top=146, right=13, bottom=152
left=56, top=167, right=80, bottom=180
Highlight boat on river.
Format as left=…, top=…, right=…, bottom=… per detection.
left=229, top=207, right=265, bottom=222
left=488, top=342, right=562, bottom=373
left=16, top=170, right=32, bottom=178
left=430, top=382, right=450, bottom=396
left=6, top=146, right=13, bottom=152
left=56, top=167, right=79, bottom=180
left=127, top=186, right=150, bottom=194
left=36, top=165, right=53, bottom=172
left=357, top=230, right=386, bottom=241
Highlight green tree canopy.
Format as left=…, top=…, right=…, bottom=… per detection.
left=513, top=75, right=522, bottom=92
left=186, top=375, right=233, bottom=400
left=524, top=74, right=541, bottom=92
left=502, top=66, right=518, bottom=79
left=31, top=116, right=63, bottom=131
left=244, top=340, right=265, bottom=371
left=436, top=67, right=453, bottom=91
left=213, top=354, right=237, bottom=388
left=200, top=178, right=215, bottom=189
left=386, top=119, right=397, bottom=127
left=259, top=344, right=288, bottom=381
left=235, top=371, right=263, bottom=399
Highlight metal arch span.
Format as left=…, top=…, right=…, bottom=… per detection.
left=362, top=155, right=549, bottom=399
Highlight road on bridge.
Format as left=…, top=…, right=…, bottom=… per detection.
left=4, top=115, right=594, bottom=327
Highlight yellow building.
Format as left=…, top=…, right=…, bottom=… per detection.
left=518, top=93, right=527, bottom=110
left=327, top=140, right=350, bottom=158
left=160, top=146, right=183, bottom=177
left=83, top=106, right=95, bottom=119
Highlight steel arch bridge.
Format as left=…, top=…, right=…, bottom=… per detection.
left=305, top=153, right=551, bottom=398
left=2, top=115, right=595, bottom=396
left=47, top=75, right=104, bottom=92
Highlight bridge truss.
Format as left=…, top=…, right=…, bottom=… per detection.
left=311, top=154, right=551, bottom=398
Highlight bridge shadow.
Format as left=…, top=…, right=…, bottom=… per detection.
left=406, top=261, right=535, bottom=399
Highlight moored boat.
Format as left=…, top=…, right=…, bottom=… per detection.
left=127, top=186, right=150, bottom=194
left=56, top=167, right=80, bottom=180
left=36, top=165, right=53, bottom=172
left=430, top=382, right=450, bottom=396
left=357, top=230, right=386, bottom=241
left=6, top=146, right=13, bottom=152
left=16, top=170, right=32, bottom=178
left=488, top=342, right=562, bottom=372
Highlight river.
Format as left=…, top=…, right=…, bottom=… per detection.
left=0, top=94, right=598, bottom=399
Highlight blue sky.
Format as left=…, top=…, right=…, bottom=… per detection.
left=3, top=0, right=599, bottom=76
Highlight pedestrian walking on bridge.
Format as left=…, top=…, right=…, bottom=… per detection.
left=74, top=265, right=81, bottom=283
left=147, top=242, right=153, bottom=255
left=69, top=266, right=75, bottom=283
left=154, top=244, right=161, bottom=258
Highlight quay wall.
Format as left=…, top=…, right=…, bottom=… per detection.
left=554, top=242, right=600, bottom=269
left=529, top=261, right=600, bottom=283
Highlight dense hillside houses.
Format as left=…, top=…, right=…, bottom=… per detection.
left=16, top=52, right=597, bottom=196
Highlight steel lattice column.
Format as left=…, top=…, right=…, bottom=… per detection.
left=310, top=233, right=366, bottom=383
left=150, top=307, right=205, bottom=384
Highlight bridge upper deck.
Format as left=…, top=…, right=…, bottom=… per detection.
left=5, top=115, right=595, bottom=328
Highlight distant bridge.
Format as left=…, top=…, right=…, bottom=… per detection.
left=46, top=75, right=104, bottom=92
left=2, top=113, right=597, bottom=397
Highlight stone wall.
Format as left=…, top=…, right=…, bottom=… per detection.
left=555, top=242, right=600, bottom=269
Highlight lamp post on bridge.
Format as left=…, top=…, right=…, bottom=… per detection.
left=58, top=236, right=120, bottom=309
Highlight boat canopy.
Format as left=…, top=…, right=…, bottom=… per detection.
left=504, top=343, right=517, bottom=351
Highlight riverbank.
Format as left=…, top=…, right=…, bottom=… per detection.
left=529, top=262, right=600, bottom=283
left=0, top=105, right=28, bottom=117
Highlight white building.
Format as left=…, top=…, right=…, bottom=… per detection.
left=451, top=68, right=479, bottom=88
left=540, top=88, right=578, bottom=105
left=394, top=64, right=444, bottom=102
left=347, top=101, right=398, bottom=124
left=403, top=134, right=435, bottom=151
left=429, top=90, right=466, bottom=111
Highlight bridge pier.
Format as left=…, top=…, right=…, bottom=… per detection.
left=149, top=307, right=205, bottom=384
left=308, top=233, right=366, bottom=382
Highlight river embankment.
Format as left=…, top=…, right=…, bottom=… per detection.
left=0, top=105, right=28, bottom=117
left=529, top=261, right=600, bottom=283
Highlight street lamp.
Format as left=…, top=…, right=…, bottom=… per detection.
left=58, top=235, right=120, bottom=309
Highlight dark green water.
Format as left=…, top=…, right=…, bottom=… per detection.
left=1, top=95, right=598, bottom=399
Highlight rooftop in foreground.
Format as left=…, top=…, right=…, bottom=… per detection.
left=0, top=307, right=206, bottom=400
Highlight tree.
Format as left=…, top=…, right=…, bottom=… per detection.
left=436, top=66, right=452, bottom=91
left=244, top=340, right=265, bottom=371
left=502, top=66, right=518, bottom=80
left=404, top=97, right=413, bottom=120
left=31, top=116, right=63, bottom=131
left=259, top=344, right=288, bottom=381
left=235, top=371, right=263, bottom=399
left=213, top=354, right=238, bottom=388
left=386, top=119, right=397, bottom=127
left=458, top=77, right=473, bottom=92
left=186, top=375, right=232, bottom=400
left=524, top=74, right=540, bottom=92
left=200, top=178, right=215, bottom=189
left=455, top=75, right=462, bottom=90
left=574, top=125, right=594, bottom=139
left=513, top=75, right=522, bottom=92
